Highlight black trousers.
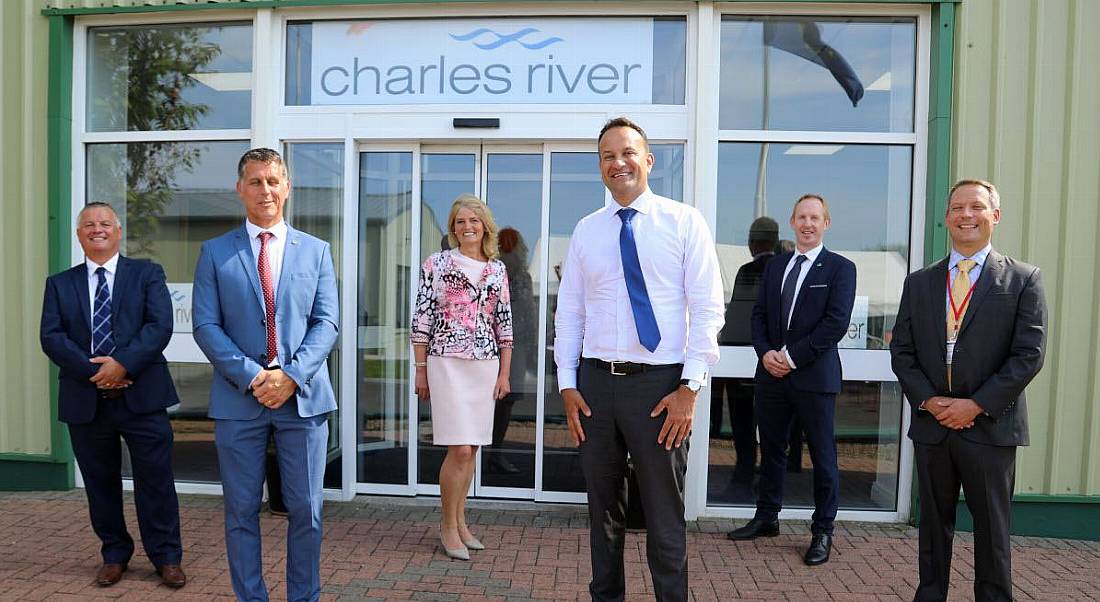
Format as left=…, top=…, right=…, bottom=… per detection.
left=914, top=433, right=1016, bottom=602
left=67, top=398, right=182, bottom=567
left=754, top=380, right=839, bottom=534
left=577, top=362, right=687, bottom=602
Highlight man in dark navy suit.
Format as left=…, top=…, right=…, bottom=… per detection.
left=40, top=202, right=185, bottom=589
left=727, top=194, right=856, bottom=566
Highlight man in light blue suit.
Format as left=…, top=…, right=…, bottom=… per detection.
left=192, top=147, right=338, bottom=602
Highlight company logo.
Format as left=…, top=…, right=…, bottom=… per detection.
left=449, top=27, right=563, bottom=50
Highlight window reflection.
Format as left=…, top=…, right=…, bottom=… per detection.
left=719, top=16, right=916, bottom=132
left=357, top=152, right=413, bottom=485
left=708, top=380, right=903, bottom=510
left=714, top=142, right=911, bottom=350
left=88, top=23, right=252, bottom=132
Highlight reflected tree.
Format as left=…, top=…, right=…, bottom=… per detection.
left=95, top=26, right=219, bottom=257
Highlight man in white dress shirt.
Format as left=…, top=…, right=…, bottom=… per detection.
left=554, top=117, right=724, bottom=602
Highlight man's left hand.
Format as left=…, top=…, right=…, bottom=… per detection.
left=89, top=356, right=128, bottom=388
left=934, top=397, right=982, bottom=430
left=651, top=386, right=695, bottom=450
left=253, top=369, right=298, bottom=409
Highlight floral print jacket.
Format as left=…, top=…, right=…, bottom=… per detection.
left=411, top=250, right=514, bottom=360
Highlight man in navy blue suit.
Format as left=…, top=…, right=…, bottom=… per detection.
left=727, top=194, right=856, bottom=566
left=40, top=202, right=185, bottom=588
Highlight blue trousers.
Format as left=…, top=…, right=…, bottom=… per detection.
left=215, top=398, right=329, bottom=602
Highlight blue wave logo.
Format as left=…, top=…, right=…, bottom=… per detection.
left=449, top=27, right=564, bottom=50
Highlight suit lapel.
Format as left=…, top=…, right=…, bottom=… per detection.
left=111, top=255, right=128, bottom=316
left=771, top=251, right=793, bottom=333
left=71, top=264, right=92, bottom=333
left=928, top=257, right=950, bottom=357
left=275, top=224, right=299, bottom=310
left=958, top=250, right=1002, bottom=338
left=235, top=227, right=267, bottom=311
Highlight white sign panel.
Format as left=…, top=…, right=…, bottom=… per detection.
left=839, top=295, right=869, bottom=349
left=165, top=283, right=208, bottom=363
left=310, top=18, right=654, bottom=104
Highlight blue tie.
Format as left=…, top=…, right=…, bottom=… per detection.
left=617, top=207, right=661, bottom=352
left=92, top=267, right=115, bottom=356
left=780, top=255, right=807, bottom=343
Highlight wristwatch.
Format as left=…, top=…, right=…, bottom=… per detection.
left=679, top=378, right=702, bottom=393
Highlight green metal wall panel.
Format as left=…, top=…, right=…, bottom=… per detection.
left=953, top=0, right=1100, bottom=497
left=0, top=0, right=52, bottom=456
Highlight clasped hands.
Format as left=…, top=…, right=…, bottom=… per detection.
left=923, top=396, right=981, bottom=430
left=761, top=350, right=791, bottom=378
left=250, top=369, right=297, bottom=409
left=89, top=356, right=131, bottom=389
left=563, top=385, right=696, bottom=451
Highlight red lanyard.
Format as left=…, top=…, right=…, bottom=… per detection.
left=946, top=268, right=978, bottom=325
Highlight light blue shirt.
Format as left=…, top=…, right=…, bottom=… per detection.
left=945, top=244, right=992, bottom=364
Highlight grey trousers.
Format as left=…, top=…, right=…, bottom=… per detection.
left=577, top=361, right=688, bottom=602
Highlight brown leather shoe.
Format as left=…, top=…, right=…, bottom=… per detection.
left=156, top=564, right=187, bottom=588
left=94, top=562, right=127, bottom=586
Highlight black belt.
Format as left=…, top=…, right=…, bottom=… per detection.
left=581, top=357, right=682, bottom=376
left=97, top=389, right=124, bottom=400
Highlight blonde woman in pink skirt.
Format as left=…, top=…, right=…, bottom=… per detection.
left=411, top=194, right=513, bottom=561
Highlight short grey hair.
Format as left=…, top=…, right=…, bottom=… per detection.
left=77, top=201, right=120, bottom=224
left=949, top=179, right=1000, bottom=210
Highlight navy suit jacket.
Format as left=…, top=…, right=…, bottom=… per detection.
left=40, top=256, right=179, bottom=424
left=751, top=248, right=857, bottom=394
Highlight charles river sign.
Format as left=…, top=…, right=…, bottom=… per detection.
left=310, top=18, right=655, bottom=104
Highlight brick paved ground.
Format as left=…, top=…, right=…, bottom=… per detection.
left=0, top=491, right=1097, bottom=601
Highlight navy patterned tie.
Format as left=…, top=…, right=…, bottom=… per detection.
left=617, top=207, right=661, bottom=352
left=92, top=267, right=115, bottom=356
left=780, top=255, right=807, bottom=343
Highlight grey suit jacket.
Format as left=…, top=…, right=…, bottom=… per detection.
left=890, top=249, right=1047, bottom=447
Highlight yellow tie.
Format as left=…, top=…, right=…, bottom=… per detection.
left=947, top=259, right=977, bottom=340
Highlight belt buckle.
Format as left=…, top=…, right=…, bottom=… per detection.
left=609, top=361, right=627, bottom=376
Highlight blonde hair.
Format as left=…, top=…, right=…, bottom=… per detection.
left=447, top=194, right=499, bottom=260
left=791, top=193, right=830, bottom=221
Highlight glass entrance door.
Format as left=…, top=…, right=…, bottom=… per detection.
left=354, top=142, right=685, bottom=502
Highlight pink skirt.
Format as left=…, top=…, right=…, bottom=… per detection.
left=427, top=355, right=498, bottom=446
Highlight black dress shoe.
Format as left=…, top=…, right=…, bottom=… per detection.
left=803, top=533, right=832, bottom=565
left=726, top=517, right=780, bottom=540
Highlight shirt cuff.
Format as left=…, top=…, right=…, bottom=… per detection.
left=680, top=359, right=709, bottom=384
left=557, top=368, right=577, bottom=391
left=782, top=347, right=797, bottom=370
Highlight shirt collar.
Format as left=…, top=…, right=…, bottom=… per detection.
left=246, top=219, right=288, bottom=241
left=794, top=243, right=824, bottom=264
left=949, top=243, right=992, bottom=271
left=86, top=253, right=120, bottom=276
left=605, top=188, right=654, bottom=216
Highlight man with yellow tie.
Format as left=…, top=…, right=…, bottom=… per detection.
left=891, top=179, right=1047, bottom=602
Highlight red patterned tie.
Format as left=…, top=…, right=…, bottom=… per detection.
left=257, top=232, right=277, bottom=364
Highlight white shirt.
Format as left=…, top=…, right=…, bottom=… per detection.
left=245, top=219, right=288, bottom=302
left=86, top=253, right=120, bottom=354
left=554, top=189, right=725, bottom=390
left=779, top=243, right=824, bottom=369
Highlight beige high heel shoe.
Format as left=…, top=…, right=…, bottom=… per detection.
left=460, top=532, right=485, bottom=551
left=439, top=526, right=470, bottom=561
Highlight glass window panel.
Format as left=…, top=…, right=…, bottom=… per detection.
left=88, top=23, right=253, bottom=132
left=286, top=18, right=685, bottom=106
left=482, top=154, right=543, bottom=489
left=714, top=142, right=911, bottom=350
left=91, top=141, right=248, bottom=484
left=719, top=16, right=916, bottom=132
left=285, top=143, right=345, bottom=490
left=542, top=145, right=684, bottom=494
left=357, top=152, right=414, bottom=485
left=707, top=379, right=902, bottom=511
left=417, top=153, right=478, bottom=486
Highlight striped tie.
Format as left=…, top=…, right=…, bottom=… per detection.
left=92, top=267, right=115, bottom=356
